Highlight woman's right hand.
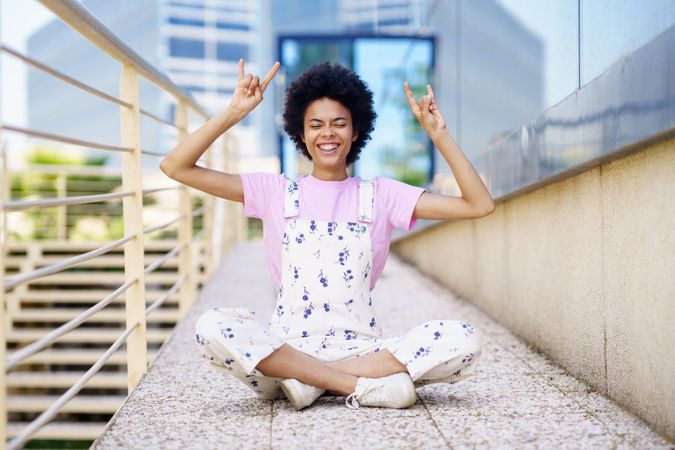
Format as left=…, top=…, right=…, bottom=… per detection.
left=229, top=59, right=281, bottom=118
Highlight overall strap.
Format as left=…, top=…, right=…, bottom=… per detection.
left=357, top=179, right=374, bottom=223
left=283, top=176, right=300, bottom=218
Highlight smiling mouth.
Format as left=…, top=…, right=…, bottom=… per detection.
left=317, top=144, right=339, bottom=154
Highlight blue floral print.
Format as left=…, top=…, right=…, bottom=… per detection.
left=317, top=269, right=328, bottom=287
left=221, top=327, right=234, bottom=339
left=190, top=177, right=483, bottom=400
left=414, top=346, right=431, bottom=359
left=336, top=247, right=350, bottom=265
left=461, top=321, right=475, bottom=337
left=303, top=303, right=314, bottom=319
left=362, top=262, right=371, bottom=280
left=344, top=329, right=357, bottom=340
left=343, top=269, right=354, bottom=288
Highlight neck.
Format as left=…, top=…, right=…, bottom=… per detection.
left=311, top=167, right=349, bottom=181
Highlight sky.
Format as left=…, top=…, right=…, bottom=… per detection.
left=1, top=0, right=60, bottom=150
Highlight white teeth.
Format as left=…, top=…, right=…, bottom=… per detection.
left=318, top=144, right=338, bottom=151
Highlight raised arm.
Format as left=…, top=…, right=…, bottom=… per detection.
left=159, top=59, right=280, bottom=203
left=403, top=82, right=495, bottom=220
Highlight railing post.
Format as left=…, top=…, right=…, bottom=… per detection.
left=1, top=137, right=9, bottom=450
left=175, top=100, right=196, bottom=316
left=230, top=135, right=246, bottom=242
left=119, top=65, right=148, bottom=392
left=220, top=135, right=235, bottom=253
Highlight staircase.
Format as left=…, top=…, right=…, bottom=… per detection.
left=3, top=240, right=206, bottom=440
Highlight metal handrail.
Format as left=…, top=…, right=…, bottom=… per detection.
left=0, top=44, right=133, bottom=109
left=0, top=0, right=245, bottom=447
left=7, top=317, right=142, bottom=450
left=3, top=190, right=133, bottom=211
left=2, top=124, right=133, bottom=153
left=4, top=210, right=196, bottom=290
left=145, top=273, right=186, bottom=316
left=4, top=186, right=182, bottom=213
left=38, top=0, right=209, bottom=119
left=3, top=235, right=135, bottom=290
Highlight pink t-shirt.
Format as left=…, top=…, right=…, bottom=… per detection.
left=240, top=172, right=426, bottom=291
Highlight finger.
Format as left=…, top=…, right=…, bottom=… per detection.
left=420, top=95, right=431, bottom=114
left=427, top=84, right=437, bottom=105
left=240, top=73, right=252, bottom=89
left=254, top=84, right=263, bottom=101
left=403, top=81, right=417, bottom=109
left=248, top=75, right=260, bottom=95
left=238, top=59, right=244, bottom=81
left=260, top=61, right=281, bottom=94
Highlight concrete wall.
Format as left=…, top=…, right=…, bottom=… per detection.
left=392, top=138, right=675, bottom=440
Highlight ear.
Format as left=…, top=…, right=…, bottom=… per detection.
left=352, top=131, right=358, bottom=142
left=300, top=132, right=305, bottom=143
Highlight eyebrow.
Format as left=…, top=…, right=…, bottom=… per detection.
left=307, top=117, right=349, bottom=123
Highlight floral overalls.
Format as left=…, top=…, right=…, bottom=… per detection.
left=195, top=176, right=483, bottom=400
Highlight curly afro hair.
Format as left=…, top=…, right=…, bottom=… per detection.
left=282, top=61, right=377, bottom=166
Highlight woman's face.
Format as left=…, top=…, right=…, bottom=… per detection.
left=300, top=97, right=358, bottom=171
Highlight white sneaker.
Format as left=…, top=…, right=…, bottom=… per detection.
left=280, top=378, right=325, bottom=410
left=345, top=372, right=417, bottom=410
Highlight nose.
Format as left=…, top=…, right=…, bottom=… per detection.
left=321, top=126, right=336, bottom=137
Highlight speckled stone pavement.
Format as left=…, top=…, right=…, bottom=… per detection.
left=92, top=241, right=673, bottom=449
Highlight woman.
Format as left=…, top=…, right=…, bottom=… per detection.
left=160, top=59, right=495, bottom=411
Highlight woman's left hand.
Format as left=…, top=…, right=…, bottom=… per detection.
left=404, top=81, right=447, bottom=136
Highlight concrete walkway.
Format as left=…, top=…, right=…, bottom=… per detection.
left=92, top=241, right=673, bottom=449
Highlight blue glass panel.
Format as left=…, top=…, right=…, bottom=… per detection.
left=168, top=17, right=205, bottom=27
left=169, top=37, right=205, bottom=58
left=580, top=0, right=675, bottom=84
left=216, top=42, right=249, bottom=60
left=215, top=22, right=250, bottom=31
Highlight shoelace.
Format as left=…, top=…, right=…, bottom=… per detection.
left=345, top=381, right=386, bottom=410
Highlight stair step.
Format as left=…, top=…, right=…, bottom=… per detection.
left=7, top=395, right=124, bottom=413
left=6, top=349, right=158, bottom=365
left=26, top=272, right=179, bottom=285
left=12, top=308, right=180, bottom=323
left=5, top=254, right=180, bottom=268
left=6, top=371, right=128, bottom=388
left=8, top=422, right=107, bottom=440
left=17, top=290, right=179, bottom=304
left=9, top=240, right=180, bottom=252
left=6, top=328, right=171, bottom=344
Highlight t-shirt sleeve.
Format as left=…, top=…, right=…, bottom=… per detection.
left=375, top=176, right=427, bottom=231
left=239, top=172, right=283, bottom=219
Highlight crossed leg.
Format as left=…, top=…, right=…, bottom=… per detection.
left=255, top=343, right=408, bottom=395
